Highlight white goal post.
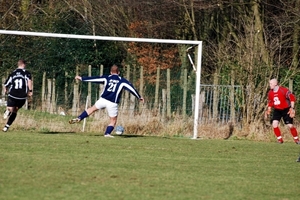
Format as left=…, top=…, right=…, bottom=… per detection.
left=0, top=30, right=203, bottom=139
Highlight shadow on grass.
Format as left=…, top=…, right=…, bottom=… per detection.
left=119, top=135, right=171, bottom=139
left=39, top=131, right=76, bottom=134
left=38, top=132, right=171, bottom=139
left=119, top=134, right=145, bottom=138
left=90, top=134, right=145, bottom=138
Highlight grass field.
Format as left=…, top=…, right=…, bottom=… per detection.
left=0, top=130, right=299, bottom=200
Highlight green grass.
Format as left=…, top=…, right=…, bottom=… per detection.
left=0, top=131, right=299, bottom=200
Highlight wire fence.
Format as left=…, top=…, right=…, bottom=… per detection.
left=0, top=83, right=243, bottom=125
left=196, top=84, right=242, bottom=125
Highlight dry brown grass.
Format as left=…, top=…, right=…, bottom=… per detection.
left=3, top=109, right=298, bottom=142
left=8, top=110, right=80, bottom=133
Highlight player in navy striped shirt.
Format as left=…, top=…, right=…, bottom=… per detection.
left=69, top=65, right=144, bottom=137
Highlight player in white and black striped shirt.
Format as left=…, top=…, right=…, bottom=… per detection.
left=3, top=59, right=33, bottom=132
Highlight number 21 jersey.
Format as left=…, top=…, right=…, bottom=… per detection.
left=81, top=74, right=141, bottom=103
left=268, top=86, right=295, bottom=110
left=4, top=68, right=32, bottom=99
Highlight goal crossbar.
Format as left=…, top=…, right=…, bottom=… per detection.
left=0, top=29, right=202, bottom=139
left=0, top=30, right=201, bottom=45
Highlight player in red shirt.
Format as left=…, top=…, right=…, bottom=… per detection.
left=265, top=79, right=300, bottom=144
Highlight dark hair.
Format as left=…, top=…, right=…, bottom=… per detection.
left=110, top=64, right=119, bottom=74
left=18, top=59, right=26, bottom=65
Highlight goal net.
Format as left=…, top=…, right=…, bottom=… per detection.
left=0, top=30, right=202, bottom=139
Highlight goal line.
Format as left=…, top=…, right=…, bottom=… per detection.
left=0, top=29, right=203, bottom=139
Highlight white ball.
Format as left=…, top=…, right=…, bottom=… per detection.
left=115, top=126, right=124, bottom=135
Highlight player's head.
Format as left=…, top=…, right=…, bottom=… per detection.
left=110, top=65, right=120, bottom=75
left=269, top=78, right=278, bottom=89
left=18, top=59, right=26, bottom=68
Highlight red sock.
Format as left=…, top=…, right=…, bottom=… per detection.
left=273, top=127, right=283, bottom=143
left=290, top=127, right=299, bottom=143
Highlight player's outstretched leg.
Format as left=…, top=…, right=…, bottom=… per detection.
left=69, top=117, right=81, bottom=124
left=69, top=111, right=89, bottom=124
left=289, top=127, right=300, bottom=144
left=3, top=112, right=17, bottom=132
left=69, top=105, right=99, bottom=124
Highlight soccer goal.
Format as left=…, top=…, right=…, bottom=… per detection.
left=0, top=30, right=203, bottom=139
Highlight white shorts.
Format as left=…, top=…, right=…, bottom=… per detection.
left=94, top=98, right=118, bottom=117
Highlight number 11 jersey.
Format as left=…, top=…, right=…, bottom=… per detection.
left=4, top=68, right=32, bottom=100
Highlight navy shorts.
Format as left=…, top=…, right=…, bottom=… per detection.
left=272, top=107, right=293, bottom=124
left=6, top=96, right=26, bottom=109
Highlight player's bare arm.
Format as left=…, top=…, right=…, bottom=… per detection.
left=265, top=106, right=272, bottom=119
left=140, top=97, right=145, bottom=104
left=286, top=91, right=296, bottom=118
left=288, top=101, right=296, bottom=118
left=75, top=76, right=82, bottom=81
left=28, top=79, right=33, bottom=97
left=3, top=85, right=7, bottom=94
left=290, top=101, right=295, bottom=110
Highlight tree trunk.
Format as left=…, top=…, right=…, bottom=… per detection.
left=42, top=72, right=46, bottom=112
left=212, top=70, right=219, bottom=121
left=139, top=66, right=144, bottom=112
left=51, top=78, right=56, bottom=114
left=289, top=79, right=293, bottom=93
left=122, top=65, right=130, bottom=111
left=88, top=65, right=92, bottom=107
left=129, top=94, right=135, bottom=116
left=181, top=0, right=198, bottom=40
left=46, top=78, right=52, bottom=113
left=20, top=0, right=30, bottom=17
left=199, top=91, right=205, bottom=123
left=166, top=68, right=171, bottom=118
left=178, top=44, right=189, bottom=118
left=64, top=71, right=68, bottom=106
left=129, top=64, right=137, bottom=116
left=230, top=70, right=236, bottom=123
left=1, top=77, right=5, bottom=103
left=292, top=0, right=299, bottom=72
left=95, top=64, right=104, bottom=119
left=162, top=89, right=166, bottom=122
left=252, top=0, right=269, bottom=64
left=99, top=64, right=104, bottom=98
left=72, top=66, right=79, bottom=116
left=182, top=68, right=187, bottom=118
left=154, top=66, right=160, bottom=111
left=24, top=76, right=32, bottom=110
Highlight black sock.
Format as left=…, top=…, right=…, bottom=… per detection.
left=7, top=112, right=17, bottom=126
